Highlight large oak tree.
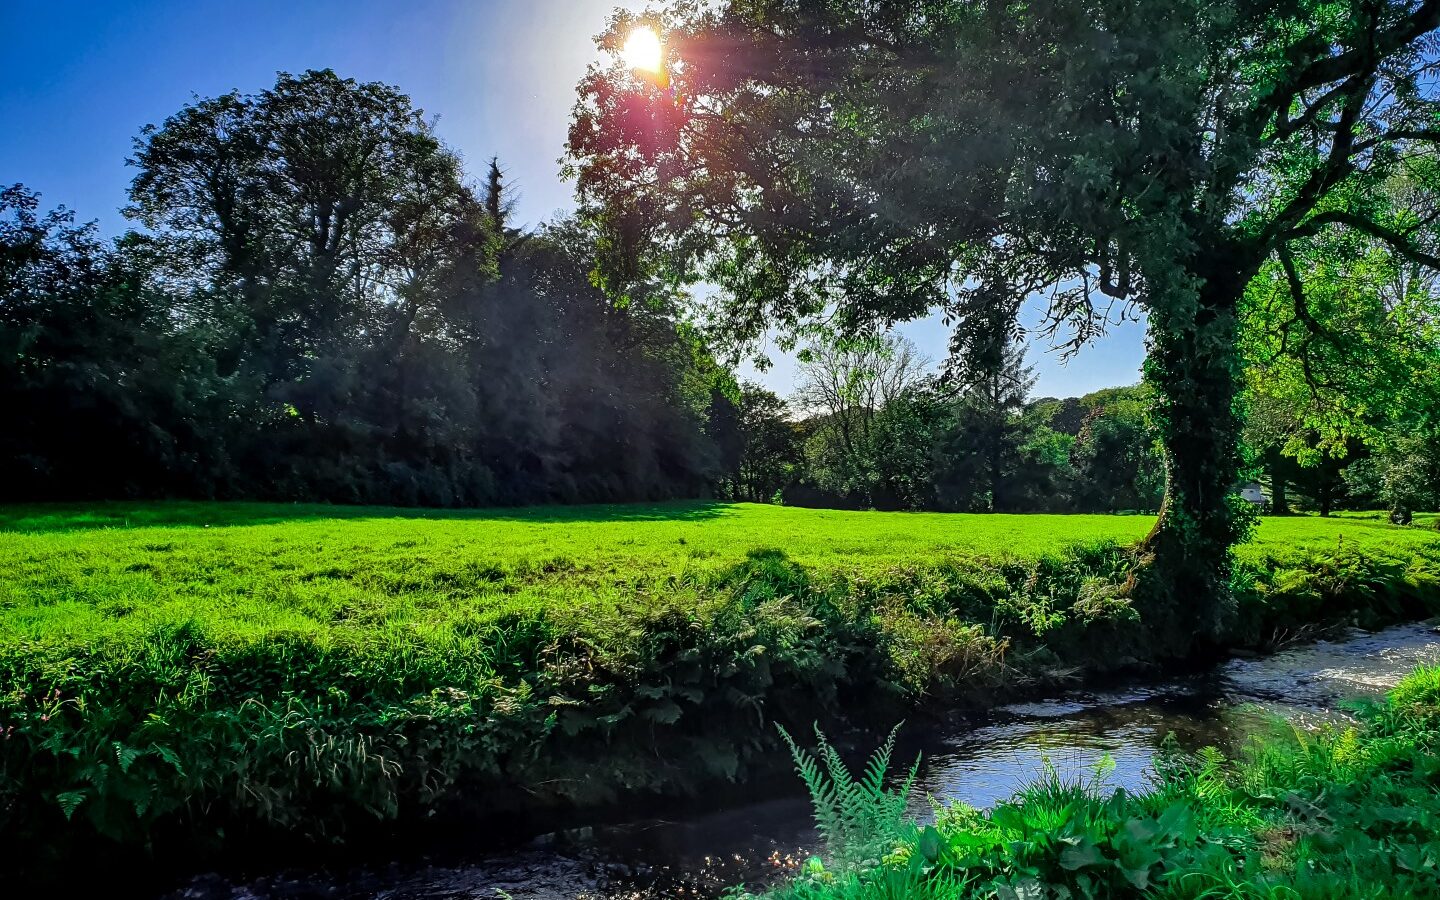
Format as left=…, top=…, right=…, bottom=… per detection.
left=568, top=0, right=1440, bottom=647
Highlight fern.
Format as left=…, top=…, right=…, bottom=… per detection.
left=778, top=723, right=919, bottom=866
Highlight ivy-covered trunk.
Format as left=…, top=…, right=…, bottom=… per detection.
left=1136, top=252, right=1254, bottom=653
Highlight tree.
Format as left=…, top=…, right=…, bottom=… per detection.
left=932, top=339, right=1036, bottom=512
left=1242, top=393, right=1305, bottom=515
left=867, top=380, right=953, bottom=509
left=1030, top=396, right=1088, bottom=437
left=0, top=185, right=224, bottom=497
left=448, top=215, right=731, bottom=504
left=1242, top=164, right=1440, bottom=521
left=1343, top=431, right=1440, bottom=522
left=725, top=384, right=804, bottom=502
left=569, top=1, right=1440, bottom=645
left=129, top=68, right=478, bottom=384
left=1069, top=386, right=1166, bottom=514
left=1016, top=421, right=1078, bottom=511
left=125, top=69, right=495, bottom=501
left=792, top=334, right=935, bottom=506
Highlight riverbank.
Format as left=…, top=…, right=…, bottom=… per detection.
left=165, top=621, right=1440, bottom=900
left=2, top=503, right=1438, bottom=885
left=751, top=661, right=1440, bottom=899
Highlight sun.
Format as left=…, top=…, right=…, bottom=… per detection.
left=622, top=26, right=664, bottom=74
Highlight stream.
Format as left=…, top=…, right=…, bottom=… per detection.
left=170, top=622, right=1440, bottom=900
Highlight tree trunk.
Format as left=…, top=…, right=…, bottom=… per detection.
left=1269, top=456, right=1290, bottom=515
left=989, top=438, right=1003, bottom=512
left=1134, top=253, right=1252, bottom=653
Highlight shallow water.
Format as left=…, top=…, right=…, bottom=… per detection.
left=171, top=623, right=1440, bottom=900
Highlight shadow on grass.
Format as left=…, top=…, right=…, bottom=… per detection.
left=0, top=499, right=736, bottom=533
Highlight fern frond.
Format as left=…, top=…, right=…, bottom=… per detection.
left=779, top=722, right=919, bottom=868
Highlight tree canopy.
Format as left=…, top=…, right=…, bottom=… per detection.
left=568, top=0, right=1440, bottom=644
left=2, top=70, right=735, bottom=505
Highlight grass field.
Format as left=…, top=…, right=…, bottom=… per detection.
left=3, top=501, right=1437, bottom=647
left=3, top=501, right=1439, bottom=877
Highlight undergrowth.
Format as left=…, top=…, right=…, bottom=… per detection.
left=746, top=666, right=1440, bottom=898
left=0, top=504, right=1437, bottom=881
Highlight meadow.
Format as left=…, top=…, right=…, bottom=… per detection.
left=2, top=501, right=1439, bottom=881
left=3, top=501, right=1436, bottom=645
left=0, top=502, right=1158, bottom=644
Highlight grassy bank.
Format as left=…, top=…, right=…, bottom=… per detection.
left=1, top=502, right=1438, bottom=877
left=754, top=665, right=1440, bottom=898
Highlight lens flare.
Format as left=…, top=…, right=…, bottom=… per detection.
left=622, top=26, right=663, bottom=73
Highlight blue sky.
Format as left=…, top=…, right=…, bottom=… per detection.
left=1, top=0, right=1147, bottom=398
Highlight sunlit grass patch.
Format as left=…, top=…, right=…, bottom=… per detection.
left=2, top=501, right=1432, bottom=648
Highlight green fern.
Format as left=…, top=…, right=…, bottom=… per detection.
left=778, top=723, right=919, bottom=865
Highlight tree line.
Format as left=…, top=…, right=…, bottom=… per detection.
left=5, top=61, right=1438, bottom=525
left=722, top=337, right=1163, bottom=513
left=722, top=331, right=1440, bottom=519
left=2, top=70, right=735, bottom=506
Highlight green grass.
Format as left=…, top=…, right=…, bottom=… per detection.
left=1, top=501, right=1438, bottom=882
left=2, top=501, right=1435, bottom=648
left=1242, top=510, right=1440, bottom=555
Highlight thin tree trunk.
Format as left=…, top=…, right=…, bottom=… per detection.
left=989, top=439, right=1002, bottom=512
left=1270, top=456, right=1290, bottom=515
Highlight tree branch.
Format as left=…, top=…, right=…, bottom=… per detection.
left=1269, top=79, right=1363, bottom=143
left=1286, top=209, right=1440, bottom=269
left=1259, top=72, right=1373, bottom=246
left=1352, top=127, right=1440, bottom=154
left=1250, top=0, right=1440, bottom=138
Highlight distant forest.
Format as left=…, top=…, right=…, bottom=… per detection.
left=4, top=70, right=1438, bottom=515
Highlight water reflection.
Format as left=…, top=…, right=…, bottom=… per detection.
left=915, top=624, right=1440, bottom=816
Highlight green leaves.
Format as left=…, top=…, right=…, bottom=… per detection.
left=54, top=790, right=87, bottom=821
left=112, top=741, right=140, bottom=774
left=777, top=723, right=918, bottom=868
left=639, top=698, right=684, bottom=725
left=992, top=880, right=1047, bottom=900
left=763, top=662, right=1440, bottom=900
left=914, top=826, right=948, bottom=865
left=1056, top=836, right=1105, bottom=871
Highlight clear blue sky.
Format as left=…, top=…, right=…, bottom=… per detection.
left=0, top=0, right=1147, bottom=398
